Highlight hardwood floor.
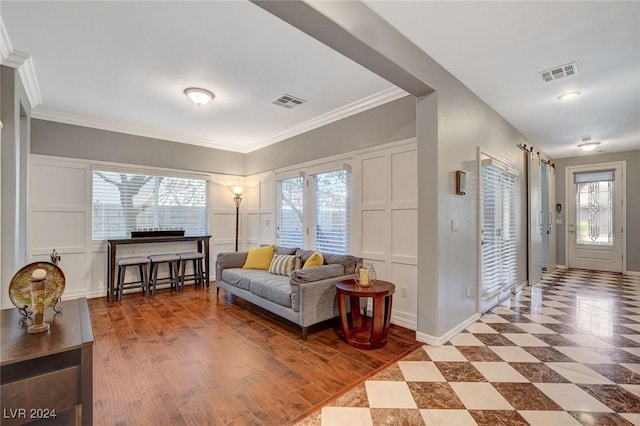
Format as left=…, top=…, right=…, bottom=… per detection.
left=89, top=285, right=420, bottom=425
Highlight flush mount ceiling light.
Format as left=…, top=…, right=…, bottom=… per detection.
left=184, top=87, right=214, bottom=106
left=578, top=137, right=601, bottom=152
left=558, top=91, right=581, bottom=101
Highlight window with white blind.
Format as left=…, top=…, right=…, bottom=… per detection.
left=277, top=176, right=305, bottom=248
left=92, top=169, right=209, bottom=240
left=313, top=169, right=350, bottom=254
left=481, top=159, right=518, bottom=299
left=276, top=167, right=351, bottom=254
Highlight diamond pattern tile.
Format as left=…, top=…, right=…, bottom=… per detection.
left=295, top=270, right=640, bottom=425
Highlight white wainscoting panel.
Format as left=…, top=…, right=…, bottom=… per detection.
left=32, top=211, right=86, bottom=248
left=357, top=141, right=418, bottom=329
left=247, top=185, right=260, bottom=211
left=32, top=164, right=87, bottom=207
left=361, top=210, right=386, bottom=257
left=391, top=209, right=417, bottom=258
left=361, top=156, right=387, bottom=205
left=247, top=212, right=260, bottom=245
left=391, top=150, right=417, bottom=203
left=390, top=262, right=418, bottom=327
left=213, top=213, right=237, bottom=242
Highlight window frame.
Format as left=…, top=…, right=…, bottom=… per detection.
left=276, top=163, right=352, bottom=254
left=91, top=165, right=210, bottom=240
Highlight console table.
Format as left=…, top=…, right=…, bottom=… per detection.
left=107, top=235, right=211, bottom=303
left=336, top=280, right=395, bottom=350
left=1, top=298, right=93, bottom=425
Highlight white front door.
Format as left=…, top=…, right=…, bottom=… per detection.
left=566, top=162, right=625, bottom=272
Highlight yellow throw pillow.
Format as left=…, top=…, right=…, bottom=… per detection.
left=243, top=245, right=275, bottom=270
left=303, top=251, right=324, bottom=269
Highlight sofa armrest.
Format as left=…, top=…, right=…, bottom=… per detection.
left=290, top=264, right=345, bottom=284
left=290, top=274, right=353, bottom=326
left=216, top=251, right=248, bottom=282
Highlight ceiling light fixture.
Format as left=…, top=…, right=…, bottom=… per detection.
left=184, top=87, right=214, bottom=106
left=578, top=138, right=600, bottom=152
left=558, top=91, right=581, bottom=101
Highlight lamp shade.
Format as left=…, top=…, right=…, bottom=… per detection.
left=184, top=87, right=214, bottom=106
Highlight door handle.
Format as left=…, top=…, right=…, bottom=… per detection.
left=539, top=211, right=543, bottom=234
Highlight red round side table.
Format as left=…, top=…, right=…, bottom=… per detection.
left=335, top=279, right=395, bottom=350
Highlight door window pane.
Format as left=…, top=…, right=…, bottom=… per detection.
left=314, top=170, right=350, bottom=255
left=481, top=162, right=518, bottom=298
left=576, top=181, right=613, bottom=245
left=277, top=177, right=305, bottom=248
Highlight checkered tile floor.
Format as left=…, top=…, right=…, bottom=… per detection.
left=295, top=269, right=640, bottom=425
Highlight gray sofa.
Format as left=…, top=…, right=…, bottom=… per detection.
left=216, top=247, right=361, bottom=339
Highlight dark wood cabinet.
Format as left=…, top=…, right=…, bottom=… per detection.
left=1, top=298, right=93, bottom=425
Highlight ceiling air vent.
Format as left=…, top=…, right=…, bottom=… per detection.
left=538, top=62, right=579, bottom=82
left=271, top=94, right=306, bottom=109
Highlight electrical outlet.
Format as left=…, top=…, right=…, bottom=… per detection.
left=401, top=287, right=408, bottom=298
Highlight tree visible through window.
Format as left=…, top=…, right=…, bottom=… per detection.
left=278, top=176, right=304, bottom=248
left=92, top=169, right=208, bottom=240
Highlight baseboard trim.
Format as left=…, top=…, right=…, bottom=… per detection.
left=415, top=312, right=481, bottom=347
left=556, top=264, right=567, bottom=270
left=391, top=312, right=417, bottom=331
left=626, top=270, right=640, bottom=277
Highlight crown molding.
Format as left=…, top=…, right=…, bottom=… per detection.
left=31, top=86, right=409, bottom=154
left=245, top=86, right=409, bottom=152
left=17, top=54, right=42, bottom=108
left=0, top=17, right=42, bottom=108
left=0, top=16, right=17, bottom=65
left=30, top=108, right=246, bottom=153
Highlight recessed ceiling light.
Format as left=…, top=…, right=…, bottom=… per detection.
left=184, top=87, right=214, bottom=106
left=558, top=92, right=581, bottom=101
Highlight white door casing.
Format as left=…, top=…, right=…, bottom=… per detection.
left=566, top=162, right=625, bottom=273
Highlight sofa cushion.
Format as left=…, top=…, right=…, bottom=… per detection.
left=303, top=251, right=324, bottom=269
left=249, top=274, right=292, bottom=308
left=322, top=253, right=359, bottom=275
left=269, top=254, right=296, bottom=276
left=290, top=264, right=345, bottom=284
left=221, top=268, right=270, bottom=291
left=243, top=245, right=275, bottom=270
left=275, top=246, right=298, bottom=256
left=295, top=249, right=316, bottom=264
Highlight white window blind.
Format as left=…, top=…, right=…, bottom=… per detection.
left=574, top=170, right=615, bottom=184
left=481, top=162, right=518, bottom=298
left=277, top=176, right=305, bottom=248
left=313, top=169, right=350, bottom=255
left=92, top=169, right=208, bottom=240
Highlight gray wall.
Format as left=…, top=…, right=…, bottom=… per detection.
left=245, top=95, right=416, bottom=174
left=1, top=65, right=31, bottom=294
left=31, top=120, right=246, bottom=176
left=555, top=150, right=640, bottom=271
left=416, top=60, right=530, bottom=337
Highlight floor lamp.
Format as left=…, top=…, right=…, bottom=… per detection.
left=232, top=187, right=243, bottom=252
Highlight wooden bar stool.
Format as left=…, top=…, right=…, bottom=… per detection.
left=148, top=254, right=180, bottom=295
left=177, top=252, right=206, bottom=289
left=116, top=257, right=151, bottom=301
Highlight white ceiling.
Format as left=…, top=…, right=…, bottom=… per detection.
left=2, top=1, right=639, bottom=159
